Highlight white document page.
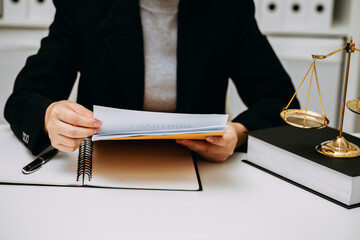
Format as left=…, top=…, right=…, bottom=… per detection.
left=92, top=105, right=228, bottom=141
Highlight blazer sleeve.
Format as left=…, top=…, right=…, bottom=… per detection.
left=229, top=0, right=300, bottom=131
left=4, top=0, right=80, bottom=156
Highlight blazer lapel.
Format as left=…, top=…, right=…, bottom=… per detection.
left=104, top=0, right=216, bottom=112
left=176, top=0, right=217, bottom=113
left=104, top=0, right=144, bottom=110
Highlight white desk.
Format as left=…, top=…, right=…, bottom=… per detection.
left=0, top=125, right=359, bottom=240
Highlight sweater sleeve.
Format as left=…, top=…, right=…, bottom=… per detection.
left=4, top=0, right=80, bottom=156
left=229, top=0, right=300, bottom=131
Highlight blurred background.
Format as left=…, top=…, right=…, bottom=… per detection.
left=1, top=0, right=360, bottom=132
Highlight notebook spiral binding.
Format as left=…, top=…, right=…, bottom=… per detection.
left=77, top=138, right=93, bottom=182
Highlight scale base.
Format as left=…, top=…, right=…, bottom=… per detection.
left=315, top=136, right=360, bottom=158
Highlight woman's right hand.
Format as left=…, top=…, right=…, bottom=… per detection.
left=44, top=100, right=102, bottom=152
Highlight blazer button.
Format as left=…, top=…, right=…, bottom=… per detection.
left=22, top=132, right=30, bottom=144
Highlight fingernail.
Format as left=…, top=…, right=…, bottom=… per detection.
left=94, top=121, right=102, bottom=127
left=207, top=137, right=214, bottom=143
left=179, top=140, right=189, bottom=145
left=94, top=128, right=100, bottom=134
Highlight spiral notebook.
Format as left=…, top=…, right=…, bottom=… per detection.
left=76, top=139, right=202, bottom=190
left=0, top=127, right=201, bottom=191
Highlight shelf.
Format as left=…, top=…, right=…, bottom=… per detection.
left=0, top=21, right=50, bottom=30
left=260, top=22, right=349, bottom=38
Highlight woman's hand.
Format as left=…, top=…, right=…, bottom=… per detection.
left=176, top=121, right=248, bottom=162
left=44, top=100, right=102, bottom=152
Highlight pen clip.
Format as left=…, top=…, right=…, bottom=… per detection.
left=22, top=159, right=43, bottom=174
left=22, top=149, right=58, bottom=175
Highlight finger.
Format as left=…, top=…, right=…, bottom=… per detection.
left=55, top=120, right=96, bottom=138
left=56, top=107, right=101, bottom=128
left=207, top=129, right=237, bottom=147
left=176, top=139, right=229, bottom=162
left=56, top=134, right=84, bottom=148
left=176, top=139, right=212, bottom=153
left=54, top=143, right=80, bottom=153
left=206, top=136, right=227, bottom=147
left=67, top=101, right=94, bottom=118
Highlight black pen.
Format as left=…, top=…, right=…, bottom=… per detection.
left=22, top=149, right=59, bottom=175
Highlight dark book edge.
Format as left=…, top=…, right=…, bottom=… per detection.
left=0, top=182, right=81, bottom=188
left=0, top=181, right=202, bottom=192
left=192, top=151, right=203, bottom=191
left=242, top=160, right=360, bottom=209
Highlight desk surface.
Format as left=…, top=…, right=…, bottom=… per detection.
left=1, top=124, right=360, bottom=240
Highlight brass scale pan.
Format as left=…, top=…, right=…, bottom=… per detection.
left=346, top=99, right=360, bottom=115
left=280, top=109, right=329, bottom=129
left=280, top=100, right=360, bottom=129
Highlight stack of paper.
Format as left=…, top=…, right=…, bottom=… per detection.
left=92, top=105, right=228, bottom=141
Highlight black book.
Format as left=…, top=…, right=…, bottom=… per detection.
left=244, top=125, right=360, bottom=209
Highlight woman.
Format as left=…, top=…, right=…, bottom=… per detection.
left=4, top=0, right=299, bottom=161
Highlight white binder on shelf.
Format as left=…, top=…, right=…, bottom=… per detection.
left=258, top=0, right=285, bottom=30
left=283, top=0, right=308, bottom=29
left=306, top=0, right=334, bottom=29
left=253, top=0, right=262, bottom=23
left=2, top=0, right=27, bottom=22
left=27, top=0, right=55, bottom=23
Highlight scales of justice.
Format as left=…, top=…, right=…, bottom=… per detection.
left=280, top=37, right=360, bottom=158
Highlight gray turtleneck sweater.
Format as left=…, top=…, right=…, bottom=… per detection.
left=140, top=0, right=180, bottom=112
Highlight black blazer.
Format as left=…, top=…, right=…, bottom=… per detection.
left=4, top=0, right=299, bottom=155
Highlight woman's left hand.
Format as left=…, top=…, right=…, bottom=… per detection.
left=176, top=121, right=248, bottom=162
